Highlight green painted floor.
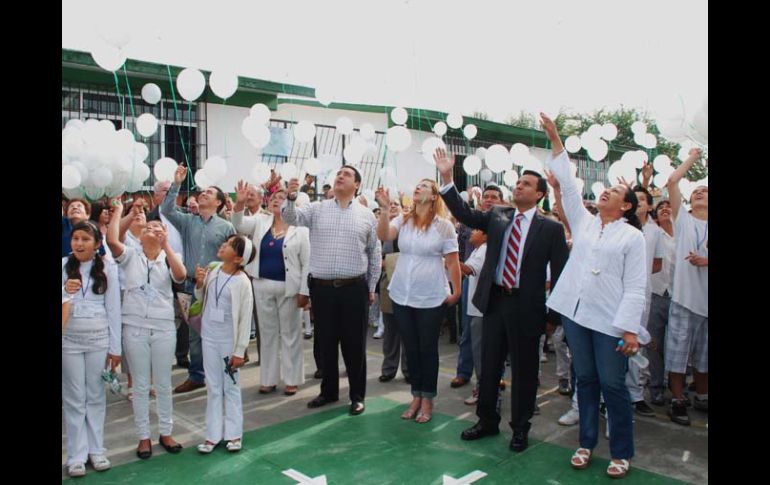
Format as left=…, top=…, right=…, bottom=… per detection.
left=67, top=397, right=689, bottom=484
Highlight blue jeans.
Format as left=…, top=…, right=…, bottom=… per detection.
left=393, top=302, right=445, bottom=398
left=562, top=316, right=634, bottom=459
left=184, top=279, right=205, bottom=384
left=455, top=278, right=474, bottom=379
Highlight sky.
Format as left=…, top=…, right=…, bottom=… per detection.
left=62, top=0, right=708, bottom=124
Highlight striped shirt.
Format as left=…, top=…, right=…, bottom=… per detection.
left=283, top=198, right=381, bottom=292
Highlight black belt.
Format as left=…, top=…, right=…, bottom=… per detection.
left=312, top=276, right=366, bottom=288
left=492, top=284, right=520, bottom=296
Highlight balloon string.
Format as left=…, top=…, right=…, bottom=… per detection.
left=113, top=72, right=125, bottom=125
left=122, top=65, right=137, bottom=120
left=166, top=65, right=192, bottom=192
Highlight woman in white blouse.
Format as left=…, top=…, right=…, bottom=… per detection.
left=541, top=113, right=648, bottom=479
left=376, top=179, right=461, bottom=423
left=232, top=181, right=310, bottom=396
left=106, top=199, right=187, bottom=460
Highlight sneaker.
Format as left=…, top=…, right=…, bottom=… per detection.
left=633, top=400, right=656, bottom=417
left=558, top=379, right=571, bottom=396
left=303, top=332, right=313, bottom=340
left=558, top=408, right=580, bottom=426
left=88, top=454, right=111, bottom=472
left=373, top=330, right=384, bottom=339
left=693, top=396, right=708, bottom=412
left=68, top=463, right=86, bottom=477
left=650, top=389, right=665, bottom=406
left=668, top=400, right=691, bottom=426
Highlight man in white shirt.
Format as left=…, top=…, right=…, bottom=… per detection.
left=664, top=148, right=708, bottom=426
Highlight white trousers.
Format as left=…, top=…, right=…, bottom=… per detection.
left=553, top=324, right=572, bottom=380
left=123, top=325, right=176, bottom=439
left=303, top=309, right=312, bottom=334
left=254, top=279, right=305, bottom=387
left=62, top=348, right=108, bottom=466
left=202, top=339, right=243, bottom=442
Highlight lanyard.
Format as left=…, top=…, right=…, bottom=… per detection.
left=80, top=273, right=91, bottom=298
left=214, top=269, right=235, bottom=308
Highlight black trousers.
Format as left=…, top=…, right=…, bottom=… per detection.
left=310, top=280, right=369, bottom=403
left=476, top=289, right=540, bottom=432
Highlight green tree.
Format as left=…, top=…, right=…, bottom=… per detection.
left=471, top=111, right=490, bottom=120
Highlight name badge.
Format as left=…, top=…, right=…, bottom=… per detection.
left=210, top=308, right=225, bottom=323
left=141, top=284, right=160, bottom=302
left=73, top=301, right=101, bottom=318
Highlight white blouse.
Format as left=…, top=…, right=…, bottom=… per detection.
left=387, top=214, right=459, bottom=309
left=545, top=150, right=650, bottom=343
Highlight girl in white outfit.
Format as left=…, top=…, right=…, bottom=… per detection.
left=105, top=199, right=187, bottom=459
left=195, top=235, right=256, bottom=453
left=62, top=221, right=121, bottom=477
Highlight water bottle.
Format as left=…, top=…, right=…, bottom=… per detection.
left=618, top=339, right=649, bottom=369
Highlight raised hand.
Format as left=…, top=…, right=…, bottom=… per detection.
left=544, top=169, right=560, bottom=191
left=375, top=186, right=391, bottom=209
left=174, top=164, right=188, bottom=185
left=286, top=177, right=300, bottom=200
left=235, top=179, right=249, bottom=204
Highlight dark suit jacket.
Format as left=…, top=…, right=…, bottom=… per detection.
left=442, top=185, right=569, bottom=337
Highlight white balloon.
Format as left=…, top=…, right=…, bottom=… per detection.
left=653, top=172, right=669, bottom=188
left=210, top=70, right=239, bottom=99
left=203, top=156, right=227, bottom=183
left=635, top=150, right=649, bottom=164
left=677, top=140, right=698, bottom=162
left=565, top=135, right=582, bottom=153
left=294, top=121, right=316, bottom=143
left=91, top=167, right=113, bottom=187
left=70, top=161, right=89, bottom=183
left=521, top=156, right=544, bottom=176
left=280, top=162, right=298, bottom=180
left=153, top=157, right=178, bottom=182
left=459, top=191, right=469, bottom=202
left=84, top=185, right=105, bottom=200
left=433, top=121, right=447, bottom=137
left=486, top=144, right=512, bottom=173
left=391, top=107, right=408, bottom=125
left=642, top=133, right=657, bottom=149
left=463, top=124, right=478, bottom=140
left=607, top=161, right=636, bottom=186
left=475, top=147, right=487, bottom=160
left=463, top=155, right=482, bottom=176
left=250, top=163, right=271, bottom=185
left=479, top=168, right=493, bottom=182
left=176, top=68, right=206, bottom=102
left=62, top=165, right=82, bottom=189
left=141, top=83, right=162, bottom=105
left=65, top=119, right=85, bottom=131
left=91, top=43, right=127, bottom=72
left=249, top=104, right=271, bottom=125
left=658, top=117, right=688, bottom=141
left=132, top=142, right=149, bottom=163
left=421, top=137, right=446, bottom=164
left=130, top=162, right=150, bottom=186
left=591, top=182, right=605, bottom=199
left=633, top=132, right=646, bottom=146
left=503, top=170, right=519, bottom=187
left=135, top=113, right=158, bottom=138
left=587, top=124, right=603, bottom=139
left=63, top=131, right=85, bottom=158
left=631, top=121, right=647, bottom=135
left=620, top=151, right=636, bottom=167
left=304, top=157, right=321, bottom=176
left=653, top=154, right=673, bottom=172
left=385, top=126, right=412, bottom=152
left=250, top=125, right=272, bottom=149
left=360, top=123, right=376, bottom=141
left=194, top=169, right=212, bottom=189
left=509, top=143, right=530, bottom=166
left=447, top=112, right=463, bottom=129
left=601, top=123, right=618, bottom=141
left=343, top=143, right=365, bottom=165
left=335, top=117, right=354, bottom=135
left=99, top=119, right=116, bottom=133
left=587, top=140, right=608, bottom=161
left=692, top=109, right=708, bottom=143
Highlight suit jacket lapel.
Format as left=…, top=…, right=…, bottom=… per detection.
left=521, top=213, right=543, bottom=264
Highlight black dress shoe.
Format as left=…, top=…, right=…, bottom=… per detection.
left=313, top=369, right=323, bottom=379
left=349, top=401, right=365, bottom=415
left=378, top=373, right=396, bottom=382
left=158, top=437, right=183, bottom=454
left=307, top=395, right=338, bottom=408
left=509, top=430, right=528, bottom=452
left=460, top=422, right=500, bottom=441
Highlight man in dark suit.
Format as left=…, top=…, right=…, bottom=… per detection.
left=434, top=148, right=569, bottom=452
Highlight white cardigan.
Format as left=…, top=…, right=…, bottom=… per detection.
left=231, top=210, right=310, bottom=297
left=194, top=262, right=253, bottom=358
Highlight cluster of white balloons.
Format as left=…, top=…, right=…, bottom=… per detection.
left=176, top=67, right=238, bottom=102
left=657, top=95, right=708, bottom=146
left=62, top=119, right=151, bottom=199
left=334, top=117, right=377, bottom=164
left=564, top=123, right=617, bottom=161
left=631, top=121, right=658, bottom=150
left=242, top=103, right=273, bottom=149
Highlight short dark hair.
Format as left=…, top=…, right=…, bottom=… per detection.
left=210, top=186, right=226, bottom=209
left=483, top=184, right=504, bottom=201
left=633, top=186, right=653, bottom=208
left=322, top=184, right=331, bottom=191
left=522, top=170, right=548, bottom=202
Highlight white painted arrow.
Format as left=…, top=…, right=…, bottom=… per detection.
left=442, top=470, right=487, bottom=485
left=282, top=468, right=328, bottom=485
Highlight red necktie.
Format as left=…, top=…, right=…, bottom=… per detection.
left=503, top=213, right=524, bottom=289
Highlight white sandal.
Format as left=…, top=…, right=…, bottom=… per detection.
left=607, top=459, right=630, bottom=478
left=570, top=448, right=592, bottom=469
left=197, top=441, right=217, bottom=454
left=226, top=439, right=242, bottom=452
